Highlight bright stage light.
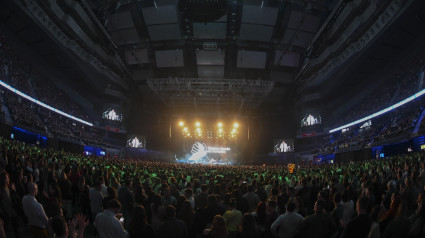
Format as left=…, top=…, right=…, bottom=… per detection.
left=179, top=121, right=184, bottom=127
left=183, top=127, right=188, bottom=132
left=232, top=128, right=237, bottom=133
left=233, top=122, right=239, bottom=128
left=218, top=128, right=223, bottom=133
left=195, top=121, right=201, bottom=127
left=218, top=122, right=223, bottom=128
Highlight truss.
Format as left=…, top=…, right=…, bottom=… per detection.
left=147, top=78, right=274, bottom=108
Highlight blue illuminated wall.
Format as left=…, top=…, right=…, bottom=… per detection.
left=11, top=127, right=47, bottom=147
left=84, top=146, right=106, bottom=156
left=314, top=154, right=335, bottom=164
left=372, top=146, right=384, bottom=159
left=412, top=136, right=425, bottom=151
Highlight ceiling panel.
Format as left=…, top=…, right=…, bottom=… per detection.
left=155, top=50, right=184, bottom=67
left=142, top=5, right=179, bottom=25
left=300, top=14, right=321, bottom=33
left=237, top=50, right=267, bottom=69
left=241, top=5, right=278, bottom=25
left=197, top=66, right=225, bottom=78
left=107, top=11, right=134, bottom=31
left=239, top=24, right=274, bottom=42
left=124, top=49, right=149, bottom=64
left=196, top=50, right=225, bottom=65
left=274, top=50, right=300, bottom=67
left=110, top=28, right=141, bottom=45
left=133, top=69, right=153, bottom=81
left=287, top=11, right=321, bottom=33
left=281, top=29, right=314, bottom=48
left=270, top=71, right=294, bottom=83
left=148, top=24, right=181, bottom=41
left=193, top=23, right=227, bottom=39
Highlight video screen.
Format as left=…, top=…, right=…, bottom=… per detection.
left=274, top=139, right=294, bottom=153
left=126, top=135, right=147, bottom=149
left=102, top=108, right=123, bottom=122
left=301, top=114, right=321, bottom=127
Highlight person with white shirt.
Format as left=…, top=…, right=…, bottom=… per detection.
left=271, top=202, right=304, bottom=238
left=94, top=199, right=128, bottom=238
left=89, top=181, right=104, bottom=222
left=22, top=182, right=49, bottom=238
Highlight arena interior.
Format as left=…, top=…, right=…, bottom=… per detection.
left=1, top=0, right=425, bottom=238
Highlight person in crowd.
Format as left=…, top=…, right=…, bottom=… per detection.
left=232, top=189, right=249, bottom=215
left=331, top=192, right=345, bottom=235
left=0, top=218, right=6, bottom=238
left=128, top=205, right=156, bottom=238
left=151, top=193, right=165, bottom=234
left=118, top=179, right=135, bottom=228
left=6, top=135, right=425, bottom=238
left=294, top=200, right=337, bottom=238
left=342, top=189, right=355, bottom=225
left=369, top=205, right=381, bottom=238
left=340, top=196, right=373, bottom=238
left=243, top=184, right=261, bottom=212
left=22, top=182, right=49, bottom=238
left=294, top=196, right=306, bottom=217
left=195, top=184, right=208, bottom=210
left=379, top=192, right=401, bottom=233
left=252, top=201, right=266, bottom=227
left=103, top=186, right=118, bottom=209
left=223, top=198, right=242, bottom=236
left=58, top=172, right=72, bottom=219
left=51, top=213, right=88, bottom=238
left=263, top=200, right=279, bottom=237
left=203, top=215, right=227, bottom=238
left=408, top=191, right=425, bottom=237
left=240, top=213, right=260, bottom=238
left=89, top=180, right=104, bottom=222
left=383, top=181, right=396, bottom=211
left=46, top=199, right=63, bottom=238
left=158, top=205, right=188, bottom=238
left=271, top=202, right=304, bottom=238
left=184, top=188, right=195, bottom=209
left=0, top=171, right=21, bottom=237
left=177, top=200, right=194, bottom=238
left=161, top=187, right=177, bottom=207
left=94, top=199, right=128, bottom=238
left=382, top=201, right=410, bottom=238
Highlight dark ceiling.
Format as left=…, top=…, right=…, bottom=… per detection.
left=1, top=0, right=422, bottom=119
left=86, top=0, right=335, bottom=110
